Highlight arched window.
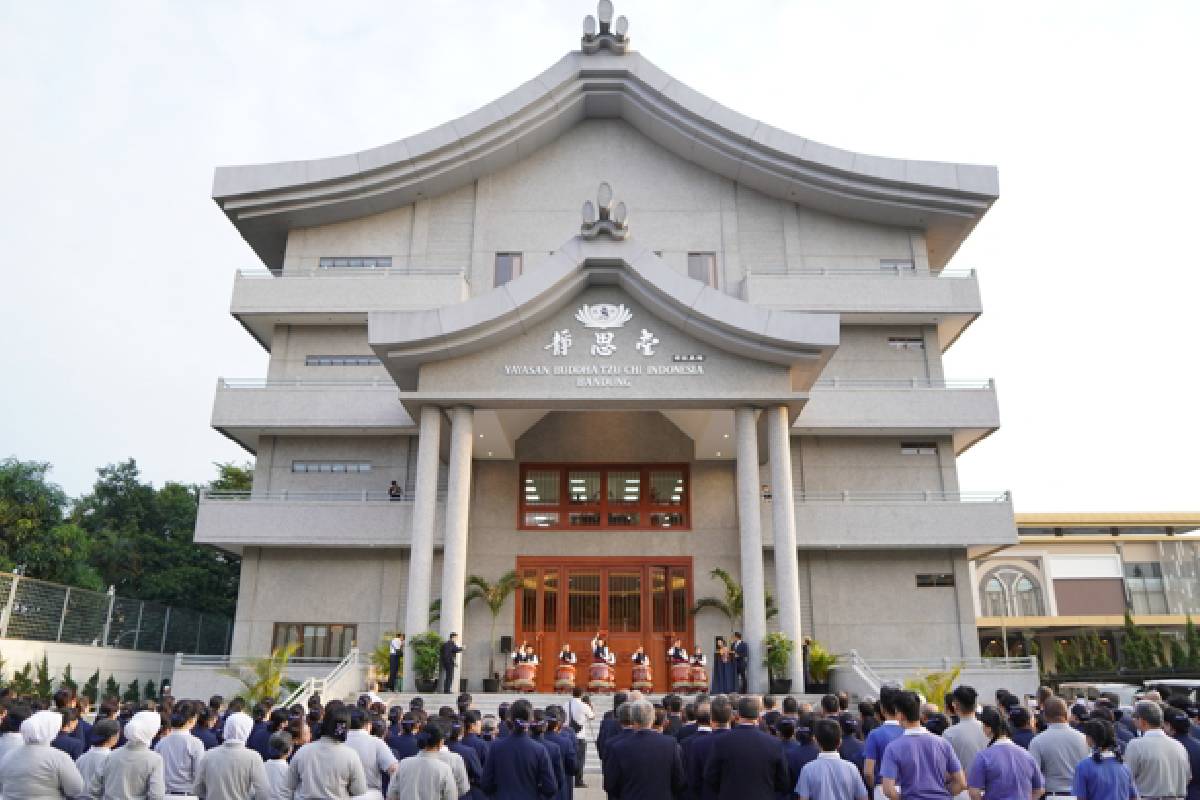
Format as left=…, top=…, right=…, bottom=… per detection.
left=979, top=567, right=1045, bottom=617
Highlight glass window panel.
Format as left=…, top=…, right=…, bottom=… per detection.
left=649, top=470, right=684, bottom=505
left=607, top=511, right=639, bottom=527
left=543, top=571, right=558, bottom=632
left=670, top=567, right=687, bottom=632
left=524, top=470, right=559, bottom=506
left=650, top=511, right=685, bottom=528
left=568, top=573, right=601, bottom=632
left=651, top=567, right=668, bottom=632
left=568, top=512, right=602, bottom=528
left=523, top=511, right=559, bottom=528
left=607, top=470, right=640, bottom=505
left=608, top=572, right=641, bottom=633
left=568, top=471, right=601, bottom=505
left=521, top=570, right=538, bottom=630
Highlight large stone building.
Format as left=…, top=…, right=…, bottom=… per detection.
left=194, top=5, right=1015, bottom=693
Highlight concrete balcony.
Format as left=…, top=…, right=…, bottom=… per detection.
left=794, top=379, right=1000, bottom=453
left=743, top=269, right=982, bottom=348
left=212, top=379, right=415, bottom=452
left=231, top=268, right=470, bottom=348
left=764, top=490, right=1016, bottom=550
left=194, top=491, right=445, bottom=554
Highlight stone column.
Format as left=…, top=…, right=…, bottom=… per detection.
left=402, top=406, right=441, bottom=692
left=735, top=407, right=770, bottom=694
left=766, top=404, right=805, bottom=689
left=439, top=406, right=474, bottom=692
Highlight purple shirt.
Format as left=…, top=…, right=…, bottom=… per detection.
left=967, top=740, right=1044, bottom=800
left=879, top=728, right=963, bottom=800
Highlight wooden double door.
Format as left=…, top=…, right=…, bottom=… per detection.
left=514, top=556, right=693, bottom=692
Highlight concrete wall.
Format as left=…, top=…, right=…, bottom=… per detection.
left=0, top=640, right=175, bottom=693
left=253, top=435, right=411, bottom=495
left=792, top=436, right=958, bottom=493
left=266, top=325, right=384, bottom=381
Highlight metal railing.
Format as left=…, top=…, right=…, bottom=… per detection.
left=202, top=490, right=415, bottom=503
left=751, top=268, right=976, bottom=278
left=0, top=571, right=231, bottom=655
left=813, top=378, right=994, bottom=390
left=218, top=378, right=395, bottom=389
left=177, top=653, right=347, bottom=668
left=237, top=265, right=465, bottom=278
left=795, top=490, right=1011, bottom=504
left=281, top=648, right=360, bottom=709
left=864, top=656, right=1039, bottom=672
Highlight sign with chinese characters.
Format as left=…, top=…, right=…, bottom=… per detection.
left=506, top=302, right=706, bottom=388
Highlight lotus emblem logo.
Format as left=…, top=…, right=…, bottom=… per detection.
left=575, top=303, right=633, bottom=329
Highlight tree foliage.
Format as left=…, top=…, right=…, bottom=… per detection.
left=1187, top=616, right=1200, bottom=669
left=465, top=570, right=520, bottom=678
left=81, top=670, right=100, bottom=704
left=104, top=674, right=121, bottom=700
left=689, top=567, right=779, bottom=629
left=220, top=644, right=300, bottom=705
left=1121, top=611, right=1162, bottom=670
left=0, top=458, right=242, bottom=617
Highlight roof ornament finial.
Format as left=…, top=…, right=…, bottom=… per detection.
left=582, top=1, right=630, bottom=54
left=581, top=182, right=629, bottom=241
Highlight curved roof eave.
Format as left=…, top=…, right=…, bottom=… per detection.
left=214, top=51, right=999, bottom=270
left=367, top=236, right=840, bottom=392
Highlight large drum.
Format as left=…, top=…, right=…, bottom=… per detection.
left=670, top=662, right=692, bottom=692
left=554, top=664, right=576, bottom=692
left=588, top=661, right=614, bottom=693
left=502, top=666, right=517, bottom=691
left=689, top=665, right=709, bottom=692
left=631, top=663, right=653, bottom=691
left=513, top=662, right=537, bottom=692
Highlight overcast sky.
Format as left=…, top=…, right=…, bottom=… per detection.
left=2, top=1, right=1197, bottom=511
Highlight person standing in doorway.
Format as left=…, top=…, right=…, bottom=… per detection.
left=388, top=632, right=405, bottom=692
left=732, top=632, right=750, bottom=694
left=440, top=634, right=463, bottom=694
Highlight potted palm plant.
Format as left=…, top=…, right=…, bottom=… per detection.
left=764, top=632, right=794, bottom=694
left=219, top=643, right=300, bottom=704
left=689, top=567, right=778, bottom=627
left=465, top=570, right=520, bottom=693
left=411, top=631, right=443, bottom=693
left=805, top=640, right=838, bottom=694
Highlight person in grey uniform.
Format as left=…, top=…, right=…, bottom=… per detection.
left=0, top=709, right=85, bottom=799
left=1125, top=700, right=1192, bottom=800
left=287, top=705, right=367, bottom=799
left=1029, top=697, right=1090, bottom=799
left=75, top=720, right=122, bottom=800
left=89, top=710, right=165, bottom=800
left=193, top=711, right=269, bottom=800
left=388, top=723, right=457, bottom=800
left=0, top=702, right=31, bottom=767
left=154, top=700, right=206, bottom=795
left=345, top=708, right=397, bottom=800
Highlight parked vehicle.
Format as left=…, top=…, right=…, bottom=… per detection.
left=1059, top=681, right=1143, bottom=706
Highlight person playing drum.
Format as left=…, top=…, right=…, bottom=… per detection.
left=631, top=645, right=650, bottom=667
left=667, top=638, right=689, bottom=663
left=558, top=643, right=577, bottom=664
left=690, top=645, right=707, bottom=668
left=591, top=634, right=615, bottom=666
left=522, top=643, right=539, bottom=665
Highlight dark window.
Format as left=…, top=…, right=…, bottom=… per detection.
left=520, top=464, right=690, bottom=530
left=887, top=337, right=925, bottom=350
left=272, top=623, right=357, bottom=658
left=291, top=462, right=371, bottom=473
left=494, top=253, right=523, bottom=287
left=687, top=253, right=718, bottom=287
left=318, top=257, right=392, bottom=269
left=900, top=442, right=937, bottom=456
left=916, top=574, right=955, bottom=588
left=1124, top=562, right=1168, bottom=614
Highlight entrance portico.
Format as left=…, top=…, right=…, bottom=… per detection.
left=373, top=231, right=838, bottom=692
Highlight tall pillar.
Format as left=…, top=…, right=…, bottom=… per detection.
left=439, top=406, right=474, bottom=691
left=735, top=407, right=770, bottom=694
left=402, top=406, right=441, bottom=692
left=766, top=405, right=805, bottom=689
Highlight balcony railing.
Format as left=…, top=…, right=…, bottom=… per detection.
left=218, top=378, right=394, bottom=389
left=237, top=265, right=466, bottom=278
left=796, top=490, right=1011, bottom=503
left=203, top=490, right=418, bottom=502
left=777, top=268, right=976, bottom=278
left=812, top=378, right=994, bottom=390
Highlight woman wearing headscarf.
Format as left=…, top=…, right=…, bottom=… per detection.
left=88, top=710, right=165, bottom=800
left=0, top=709, right=85, bottom=799
left=193, top=710, right=270, bottom=800
left=287, top=705, right=367, bottom=799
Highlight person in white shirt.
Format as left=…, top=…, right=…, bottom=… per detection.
left=0, top=702, right=30, bottom=767
left=264, top=732, right=293, bottom=800
left=387, top=633, right=405, bottom=691
left=1124, top=700, right=1191, bottom=800
left=345, top=708, right=398, bottom=800
left=0, top=709, right=85, bottom=800
left=74, top=720, right=121, bottom=800
left=565, top=689, right=595, bottom=789
left=154, top=700, right=206, bottom=795
left=387, top=725, right=456, bottom=800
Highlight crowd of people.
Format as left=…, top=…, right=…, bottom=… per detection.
left=0, top=680, right=1197, bottom=800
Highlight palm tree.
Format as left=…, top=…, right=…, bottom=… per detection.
left=690, top=567, right=778, bottom=629
left=465, top=570, right=521, bottom=680
left=220, top=643, right=300, bottom=705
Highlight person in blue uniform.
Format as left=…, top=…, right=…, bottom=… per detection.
left=1009, top=707, right=1036, bottom=749
left=531, top=710, right=568, bottom=800
left=596, top=692, right=629, bottom=761
left=545, top=710, right=578, bottom=800
left=481, top=700, right=558, bottom=800
left=712, top=638, right=737, bottom=695
left=838, top=718, right=866, bottom=777
left=705, top=695, right=790, bottom=799
left=446, top=717, right=485, bottom=800
left=1166, top=709, right=1200, bottom=800
left=388, top=712, right=420, bottom=761
left=440, top=633, right=463, bottom=694
left=777, top=717, right=811, bottom=800
left=602, top=699, right=686, bottom=800
left=462, top=710, right=489, bottom=770
left=732, top=632, right=750, bottom=694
